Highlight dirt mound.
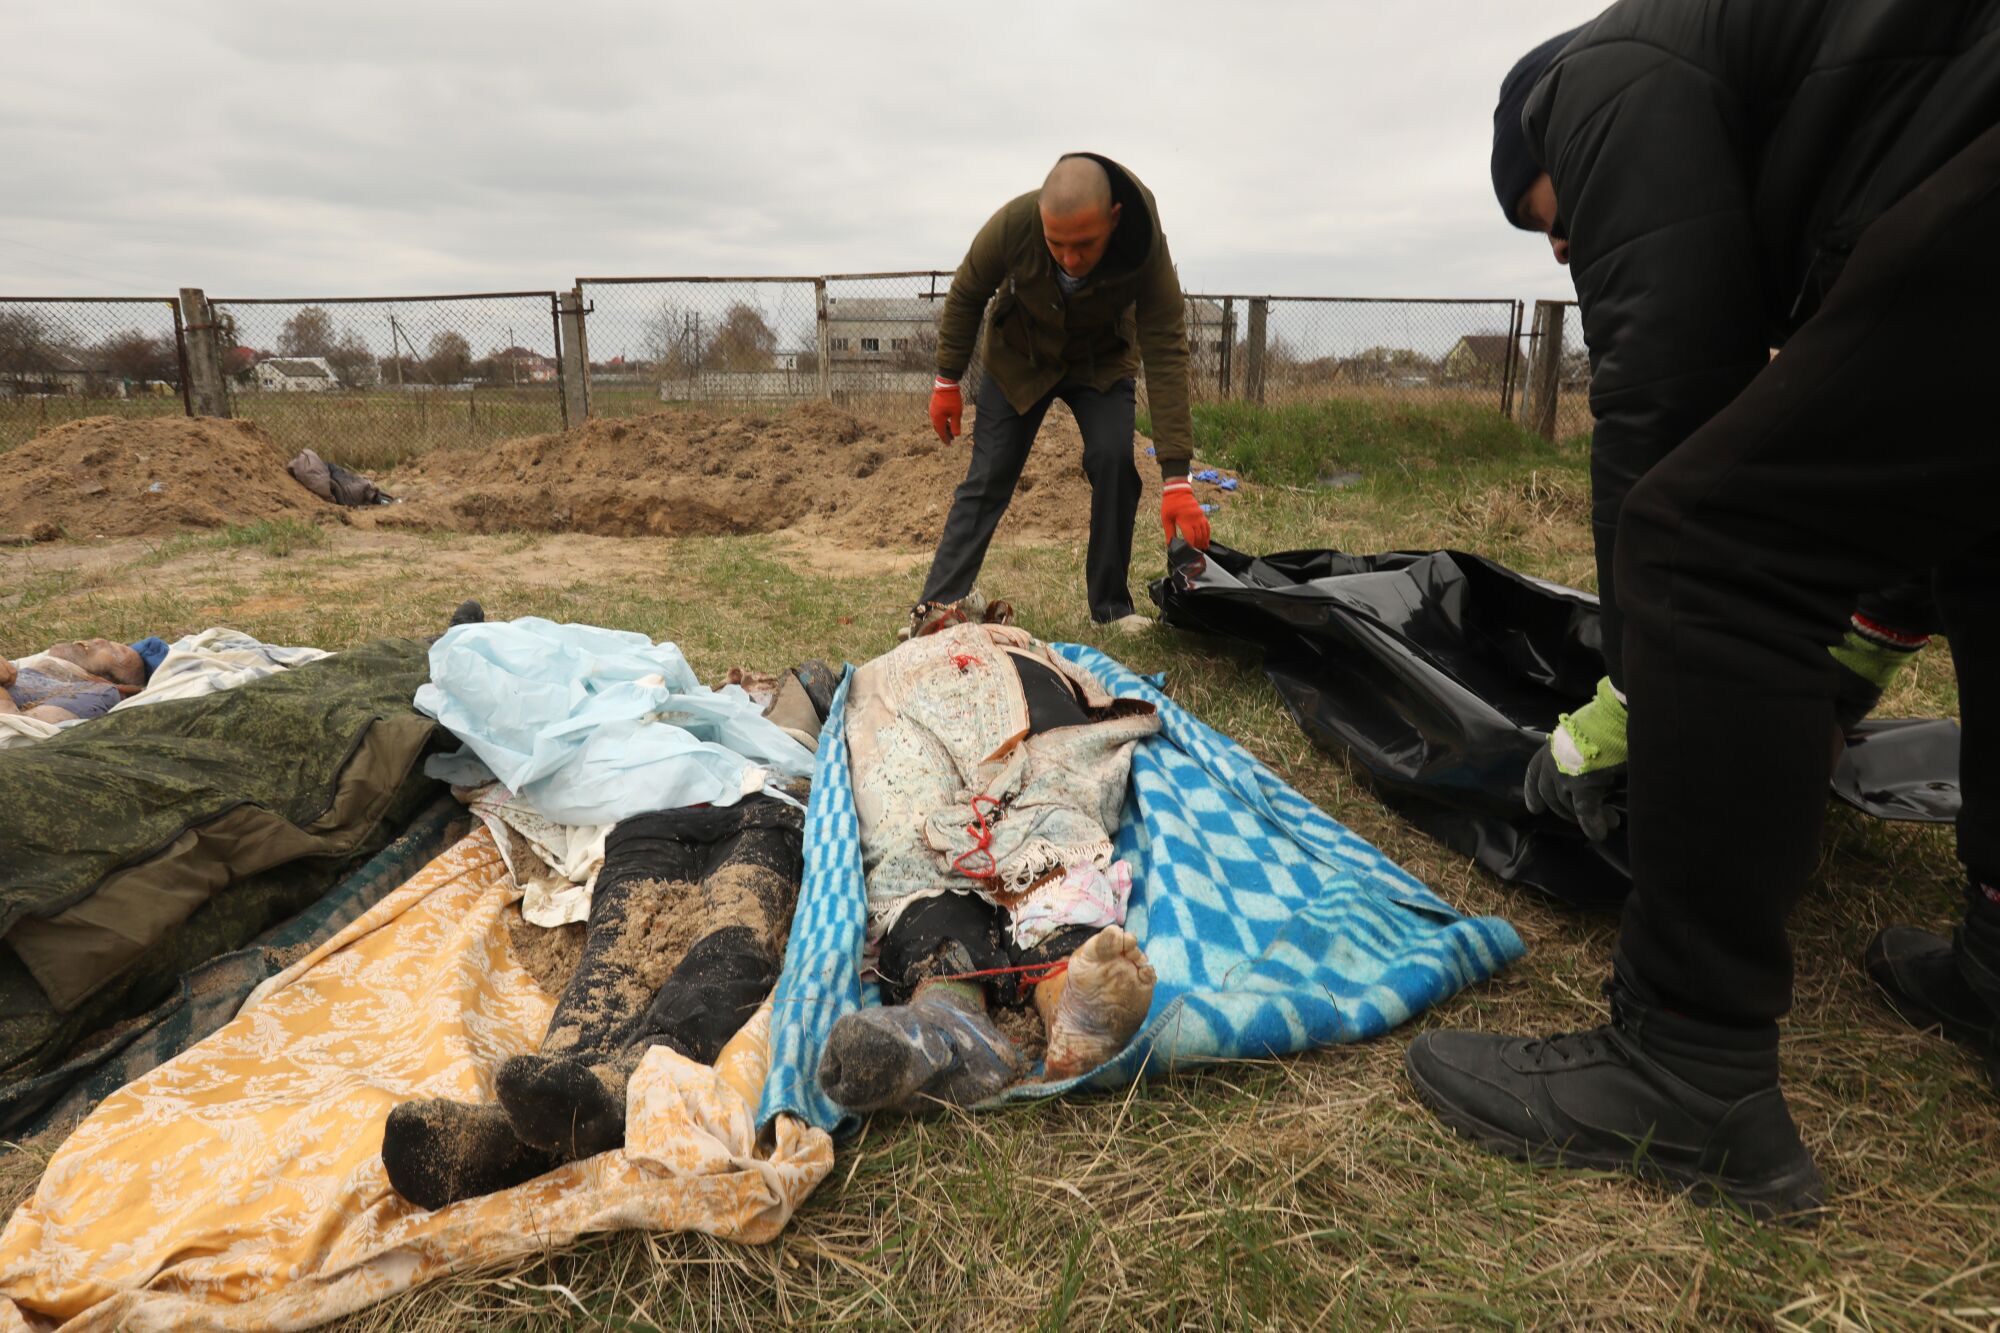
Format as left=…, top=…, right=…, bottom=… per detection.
left=379, top=401, right=1244, bottom=548
left=0, top=416, right=331, bottom=539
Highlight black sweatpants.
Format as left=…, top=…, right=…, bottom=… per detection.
left=1614, top=124, right=2000, bottom=1027
left=919, top=374, right=1142, bottom=622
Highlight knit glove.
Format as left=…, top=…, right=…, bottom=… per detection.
left=928, top=376, right=963, bottom=443
left=1829, top=615, right=1929, bottom=733
left=1160, top=479, right=1210, bottom=550
left=1525, top=676, right=1627, bottom=842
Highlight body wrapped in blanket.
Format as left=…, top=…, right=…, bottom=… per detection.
left=818, top=622, right=1164, bottom=1112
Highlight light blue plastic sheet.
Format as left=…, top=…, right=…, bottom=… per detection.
left=413, top=619, right=814, bottom=826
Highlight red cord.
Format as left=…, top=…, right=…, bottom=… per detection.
left=928, top=958, right=1069, bottom=986
left=950, top=652, right=980, bottom=672
left=950, top=793, right=1002, bottom=880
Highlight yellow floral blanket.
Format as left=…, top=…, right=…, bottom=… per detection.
left=0, top=829, right=833, bottom=1332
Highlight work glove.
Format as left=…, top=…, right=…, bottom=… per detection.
left=1160, top=478, right=1210, bottom=550
left=928, top=376, right=963, bottom=444
left=1828, top=616, right=1928, bottom=734
left=1525, top=676, right=1627, bottom=842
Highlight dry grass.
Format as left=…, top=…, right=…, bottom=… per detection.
left=0, top=420, right=1992, bottom=1330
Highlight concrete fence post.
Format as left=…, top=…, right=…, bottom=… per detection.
left=1524, top=299, right=1565, bottom=440
left=1245, top=297, right=1269, bottom=407
left=178, top=288, right=231, bottom=419
left=558, top=287, right=591, bottom=427
left=814, top=279, right=832, bottom=402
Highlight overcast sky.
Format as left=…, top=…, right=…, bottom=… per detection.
left=3, top=2, right=1604, bottom=305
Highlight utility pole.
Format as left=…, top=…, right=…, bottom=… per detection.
left=388, top=313, right=404, bottom=388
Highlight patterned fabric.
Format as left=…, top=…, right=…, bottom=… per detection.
left=845, top=623, right=1157, bottom=936
left=760, top=646, right=1525, bottom=1137
left=0, top=797, right=461, bottom=1138
left=0, top=829, right=833, bottom=1332
left=759, top=669, right=876, bottom=1135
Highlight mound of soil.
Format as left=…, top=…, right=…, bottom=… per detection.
left=379, top=401, right=1244, bottom=548
left=0, top=416, right=331, bottom=539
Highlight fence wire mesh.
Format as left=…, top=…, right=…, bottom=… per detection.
left=1175, top=295, right=1525, bottom=416
left=209, top=292, right=564, bottom=470
left=0, top=298, right=188, bottom=450
left=578, top=277, right=821, bottom=417
left=1551, top=301, right=1590, bottom=439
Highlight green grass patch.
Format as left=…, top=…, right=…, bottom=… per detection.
left=150, top=517, right=331, bottom=561
left=1144, top=399, right=1581, bottom=495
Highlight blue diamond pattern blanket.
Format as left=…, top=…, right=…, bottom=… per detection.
left=758, top=644, right=1525, bottom=1138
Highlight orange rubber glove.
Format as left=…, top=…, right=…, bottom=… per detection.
left=1160, top=478, right=1210, bottom=549
left=929, top=376, right=963, bottom=443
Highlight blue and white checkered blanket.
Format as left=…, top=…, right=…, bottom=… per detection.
left=758, top=644, right=1525, bottom=1138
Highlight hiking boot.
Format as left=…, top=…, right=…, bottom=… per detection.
left=1404, top=981, right=1825, bottom=1222
left=1866, top=897, right=2000, bottom=1085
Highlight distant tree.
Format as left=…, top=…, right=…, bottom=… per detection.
left=645, top=302, right=709, bottom=376
left=894, top=328, right=937, bottom=372
left=278, top=306, right=337, bottom=357
left=96, top=329, right=179, bottom=383
left=424, top=330, right=473, bottom=383
left=0, top=309, right=54, bottom=372
left=711, top=302, right=778, bottom=371
left=324, top=330, right=378, bottom=388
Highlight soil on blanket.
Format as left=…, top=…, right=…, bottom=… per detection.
left=373, top=401, right=1246, bottom=547
left=0, top=416, right=335, bottom=539
left=503, top=906, right=586, bottom=998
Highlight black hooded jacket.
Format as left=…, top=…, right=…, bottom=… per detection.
left=1522, top=0, right=2000, bottom=685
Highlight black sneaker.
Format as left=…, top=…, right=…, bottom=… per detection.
left=1405, top=989, right=1825, bottom=1222
left=1865, top=925, right=2000, bottom=1070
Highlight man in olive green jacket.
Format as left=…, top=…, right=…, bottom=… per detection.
left=915, top=153, right=1209, bottom=636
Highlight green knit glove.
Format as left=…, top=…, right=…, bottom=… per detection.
left=1525, top=676, right=1627, bottom=841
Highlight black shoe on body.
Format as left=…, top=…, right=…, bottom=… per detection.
left=1404, top=983, right=1825, bottom=1222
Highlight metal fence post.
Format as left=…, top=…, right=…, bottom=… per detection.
left=178, top=287, right=231, bottom=418
left=1244, top=298, right=1269, bottom=407
left=814, top=279, right=832, bottom=401
left=1499, top=299, right=1525, bottom=420
left=1218, top=296, right=1234, bottom=399
left=1524, top=299, right=1564, bottom=440
left=558, top=287, right=591, bottom=426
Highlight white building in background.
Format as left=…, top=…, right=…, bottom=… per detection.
left=251, top=357, right=338, bottom=392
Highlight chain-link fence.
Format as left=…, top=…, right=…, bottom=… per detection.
left=576, top=272, right=989, bottom=420
left=0, top=297, right=188, bottom=450
left=2, top=280, right=1579, bottom=466
left=1176, top=295, right=1526, bottom=416
left=209, top=292, right=565, bottom=470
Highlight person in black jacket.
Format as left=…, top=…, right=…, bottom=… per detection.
left=1405, top=0, right=2000, bottom=1220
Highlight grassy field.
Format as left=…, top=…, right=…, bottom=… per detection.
left=0, top=402, right=1989, bottom=1330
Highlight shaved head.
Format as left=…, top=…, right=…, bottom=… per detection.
left=1041, top=155, right=1114, bottom=220
left=1038, top=155, right=1123, bottom=279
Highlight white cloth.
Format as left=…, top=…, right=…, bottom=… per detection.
left=458, top=781, right=611, bottom=927
left=0, top=714, right=66, bottom=751
left=112, top=627, right=330, bottom=711
left=414, top=618, right=815, bottom=827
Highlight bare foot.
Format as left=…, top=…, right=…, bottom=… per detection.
left=1042, top=926, right=1156, bottom=1080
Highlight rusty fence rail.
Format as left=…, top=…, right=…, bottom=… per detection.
left=0, top=297, right=189, bottom=450
left=1, top=280, right=1585, bottom=465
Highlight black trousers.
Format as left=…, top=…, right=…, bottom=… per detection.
left=919, top=374, right=1142, bottom=622
left=1614, top=124, right=2000, bottom=1027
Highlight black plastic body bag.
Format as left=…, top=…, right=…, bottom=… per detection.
left=1151, top=544, right=1961, bottom=906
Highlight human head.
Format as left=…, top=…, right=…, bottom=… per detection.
left=1491, top=27, right=1580, bottom=260
left=47, top=638, right=145, bottom=688
left=1039, top=155, right=1123, bottom=280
